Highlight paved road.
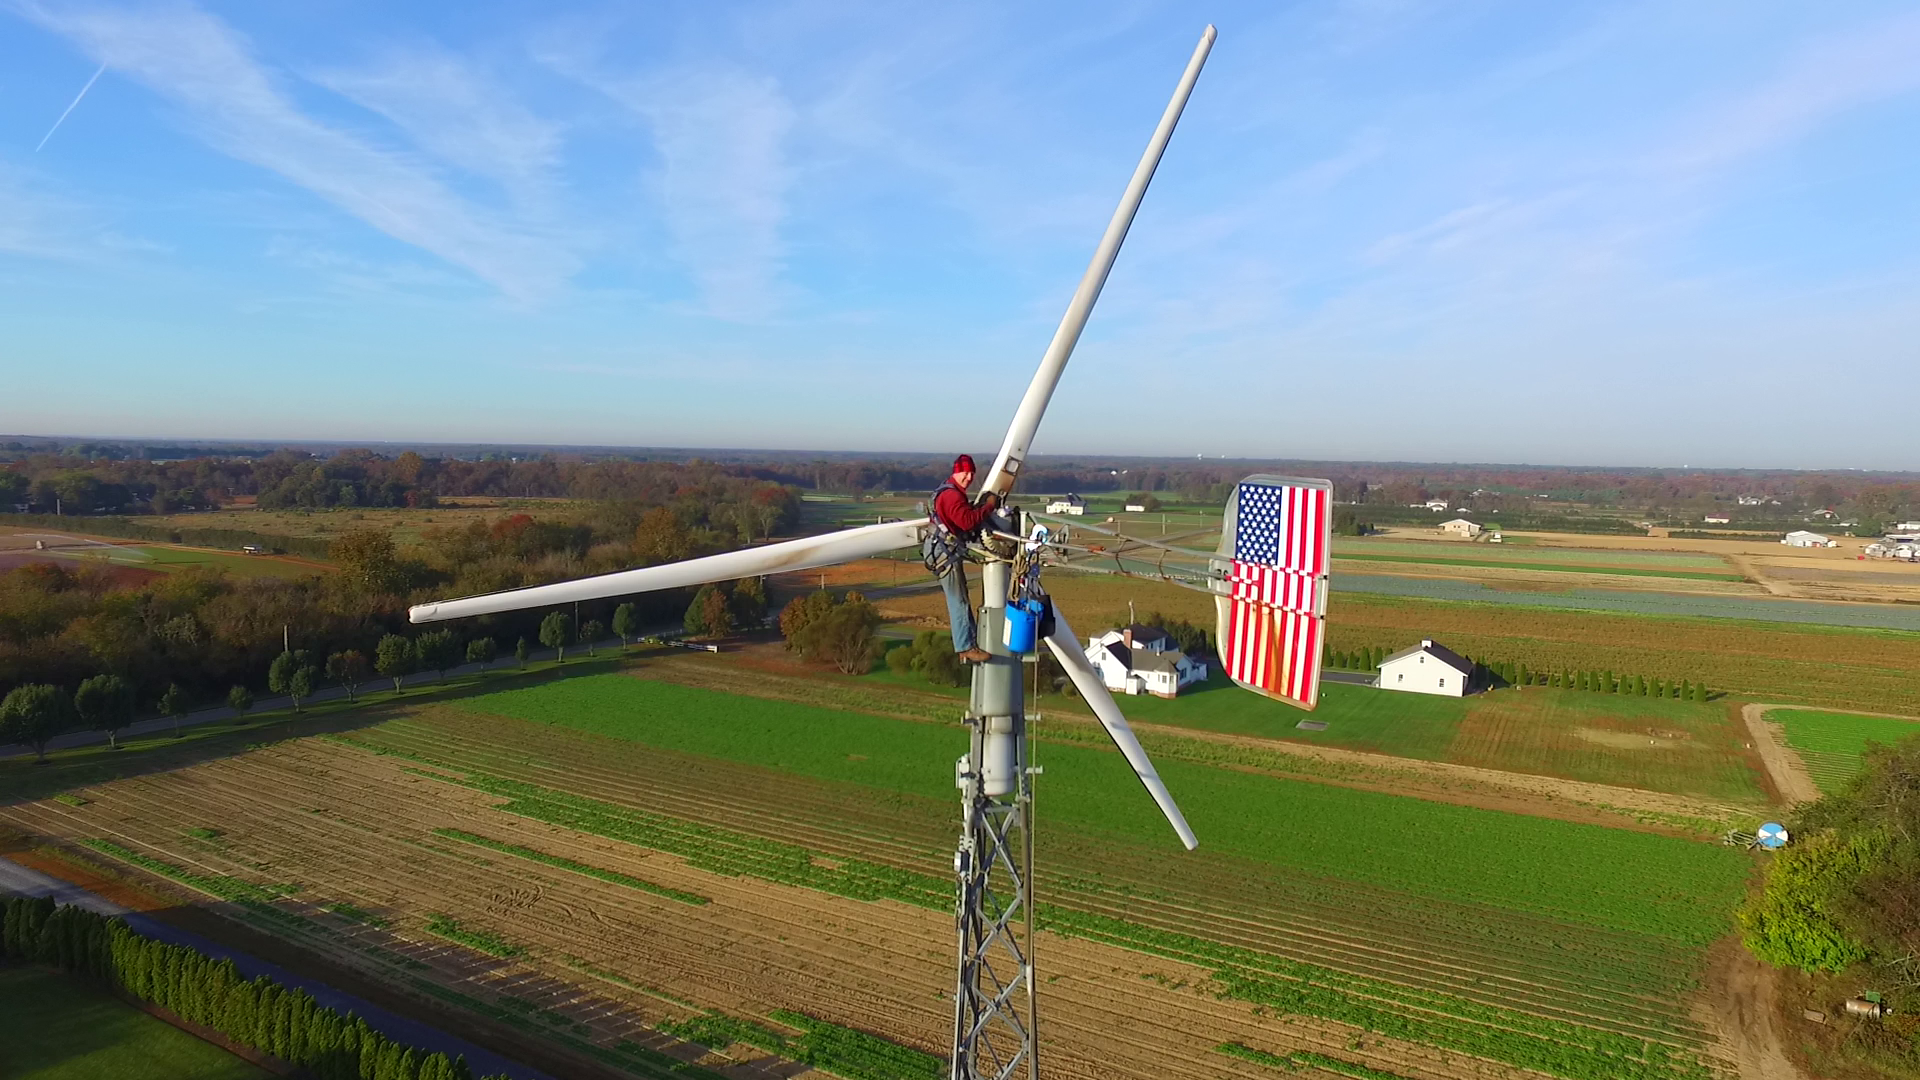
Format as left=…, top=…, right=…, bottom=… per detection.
left=1323, top=670, right=1378, bottom=687
left=0, top=860, right=553, bottom=1080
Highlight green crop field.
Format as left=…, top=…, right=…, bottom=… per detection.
left=1099, top=676, right=1766, bottom=804
left=1770, top=708, right=1920, bottom=795
left=0, top=964, right=272, bottom=1080
left=467, top=674, right=1749, bottom=942
left=11, top=660, right=1758, bottom=1080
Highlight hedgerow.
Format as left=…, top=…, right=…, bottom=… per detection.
left=1219, top=1042, right=1413, bottom=1079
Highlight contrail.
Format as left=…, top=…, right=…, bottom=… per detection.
left=36, top=63, right=107, bottom=152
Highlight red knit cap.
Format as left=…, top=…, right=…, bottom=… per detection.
left=953, top=454, right=976, bottom=474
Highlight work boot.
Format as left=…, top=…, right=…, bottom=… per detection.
left=959, top=648, right=992, bottom=664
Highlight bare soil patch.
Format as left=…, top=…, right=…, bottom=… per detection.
left=1703, top=937, right=1804, bottom=1080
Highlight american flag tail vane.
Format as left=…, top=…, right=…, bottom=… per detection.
left=1213, top=476, right=1333, bottom=710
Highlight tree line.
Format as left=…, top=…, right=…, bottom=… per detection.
left=1, top=894, right=499, bottom=1080
left=0, top=475, right=798, bottom=716
left=1738, top=734, right=1920, bottom=1070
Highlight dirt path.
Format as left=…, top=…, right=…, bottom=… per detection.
left=1703, top=938, right=1804, bottom=1080
left=1118, top=716, right=1757, bottom=829
left=1740, top=705, right=1822, bottom=806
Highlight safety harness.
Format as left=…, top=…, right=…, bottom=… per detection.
left=922, top=481, right=970, bottom=576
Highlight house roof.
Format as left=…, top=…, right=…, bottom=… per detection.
left=1122, top=623, right=1172, bottom=648
left=1380, top=639, right=1473, bottom=675
left=1440, top=518, right=1479, bottom=529
left=1129, top=648, right=1191, bottom=674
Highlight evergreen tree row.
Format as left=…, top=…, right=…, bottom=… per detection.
left=1324, top=646, right=1711, bottom=701
left=2, top=895, right=502, bottom=1080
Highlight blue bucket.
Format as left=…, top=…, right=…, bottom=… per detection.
left=1003, top=600, right=1041, bottom=655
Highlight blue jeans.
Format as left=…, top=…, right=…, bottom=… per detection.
left=941, top=562, right=977, bottom=652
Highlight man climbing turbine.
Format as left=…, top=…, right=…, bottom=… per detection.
left=929, top=454, right=999, bottom=664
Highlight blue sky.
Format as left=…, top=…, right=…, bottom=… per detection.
left=3, top=2, right=1919, bottom=468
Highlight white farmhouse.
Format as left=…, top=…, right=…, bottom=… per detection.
left=1439, top=518, right=1482, bottom=539
left=1124, top=502, right=1147, bottom=513
left=1783, top=530, right=1837, bottom=548
left=1703, top=514, right=1731, bottom=525
left=1379, top=639, right=1474, bottom=697
left=1045, top=495, right=1086, bottom=516
left=1424, top=499, right=1449, bottom=512
left=1085, top=624, right=1208, bottom=698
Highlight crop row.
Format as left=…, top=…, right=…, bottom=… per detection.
left=402, top=977, right=729, bottom=1080
left=1219, top=1042, right=1411, bottom=1079
left=422, top=913, right=524, bottom=958
left=79, top=838, right=310, bottom=935
left=1047, top=907, right=1717, bottom=1080
left=389, top=759, right=1717, bottom=1080
left=405, top=767, right=951, bottom=911
left=431, top=828, right=710, bottom=905
left=657, top=1007, right=942, bottom=1080
left=357, top=717, right=1714, bottom=1040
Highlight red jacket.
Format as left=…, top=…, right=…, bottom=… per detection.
left=933, top=484, right=995, bottom=538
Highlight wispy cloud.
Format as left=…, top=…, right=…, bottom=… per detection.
left=312, top=46, right=565, bottom=208
left=1656, top=9, right=1920, bottom=176
left=583, top=64, right=796, bottom=320
left=15, top=2, right=576, bottom=300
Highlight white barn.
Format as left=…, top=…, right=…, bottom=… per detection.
left=1379, top=639, right=1474, bottom=697
left=1085, top=624, right=1208, bottom=698
left=1045, top=495, right=1086, bottom=516
left=1440, top=518, right=1483, bottom=538
left=1782, top=530, right=1837, bottom=548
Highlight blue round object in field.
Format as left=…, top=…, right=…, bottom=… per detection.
left=1757, top=822, right=1790, bottom=849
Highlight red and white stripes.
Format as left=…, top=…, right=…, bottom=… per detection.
left=1221, top=480, right=1331, bottom=709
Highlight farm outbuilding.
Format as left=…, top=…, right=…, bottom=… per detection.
left=1045, top=495, right=1086, bottom=516
left=1379, top=639, right=1475, bottom=697
left=1783, top=530, right=1837, bottom=548
left=1440, top=518, right=1483, bottom=539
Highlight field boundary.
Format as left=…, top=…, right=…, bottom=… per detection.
left=1738, top=706, right=1821, bottom=806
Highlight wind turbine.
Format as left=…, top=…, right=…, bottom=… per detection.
left=411, top=25, right=1332, bottom=1079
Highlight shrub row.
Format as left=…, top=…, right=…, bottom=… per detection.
left=421, top=914, right=522, bottom=959
left=1325, top=647, right=1710, bottom=700
left=0, top=893, right=493, bottom=1080
left=1218, top=1042, right=1413, bottom=1079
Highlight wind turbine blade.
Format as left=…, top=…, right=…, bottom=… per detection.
left=409, top=518, right=926, bottom=624
left=982, top=25, right=1216, bottom=497
left=1042, top=604, right=1199, bottom=850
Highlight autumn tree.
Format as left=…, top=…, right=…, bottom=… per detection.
left=579, top=620, right=605, bottom=656
left=416, top=629, right=461, bottom=681
left=329, top=529, right=404, bottom=593
left=685, top=585, right=733, bottom=639
left=1, top=684, right=73, bottom=761
left=156, top=683, right=188, bottom=738
left=539, top=612, right=572, bottom=662
left=288, top=666, right=314, bottom=713
left=227, top=685, right=253, bottom=723
left=792, top=594, right=882, bottom=674
left=730, top=577, right=768, bottom=629
left=326, top=650, right=369, bottom=702
left=778, top=590, right=838, bottom=655
left=465, top=637, right=496, bottom=671
left=633, top=507, right=692, bottom=564
left=74, top=674, right=134, bottom=750
left=375, top=634, right=416, bottom=693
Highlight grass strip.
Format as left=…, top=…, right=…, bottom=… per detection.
left=51, top=793, right=88, bottom=806
left=1331, top=553, right=1743, bottom=582
left=422, top=913, right=523, bottom=958
left=78, top=839, right=306, bottom=933
left=657, top=1008, right=942, bottom=1080
left=405, top=979, right=726, bottom=1080
left=432, top=827, right=709, bottom=905
left=321, top=901, right=390, bottom=929
left=1219, top=1042, right=1413, bottom=1079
